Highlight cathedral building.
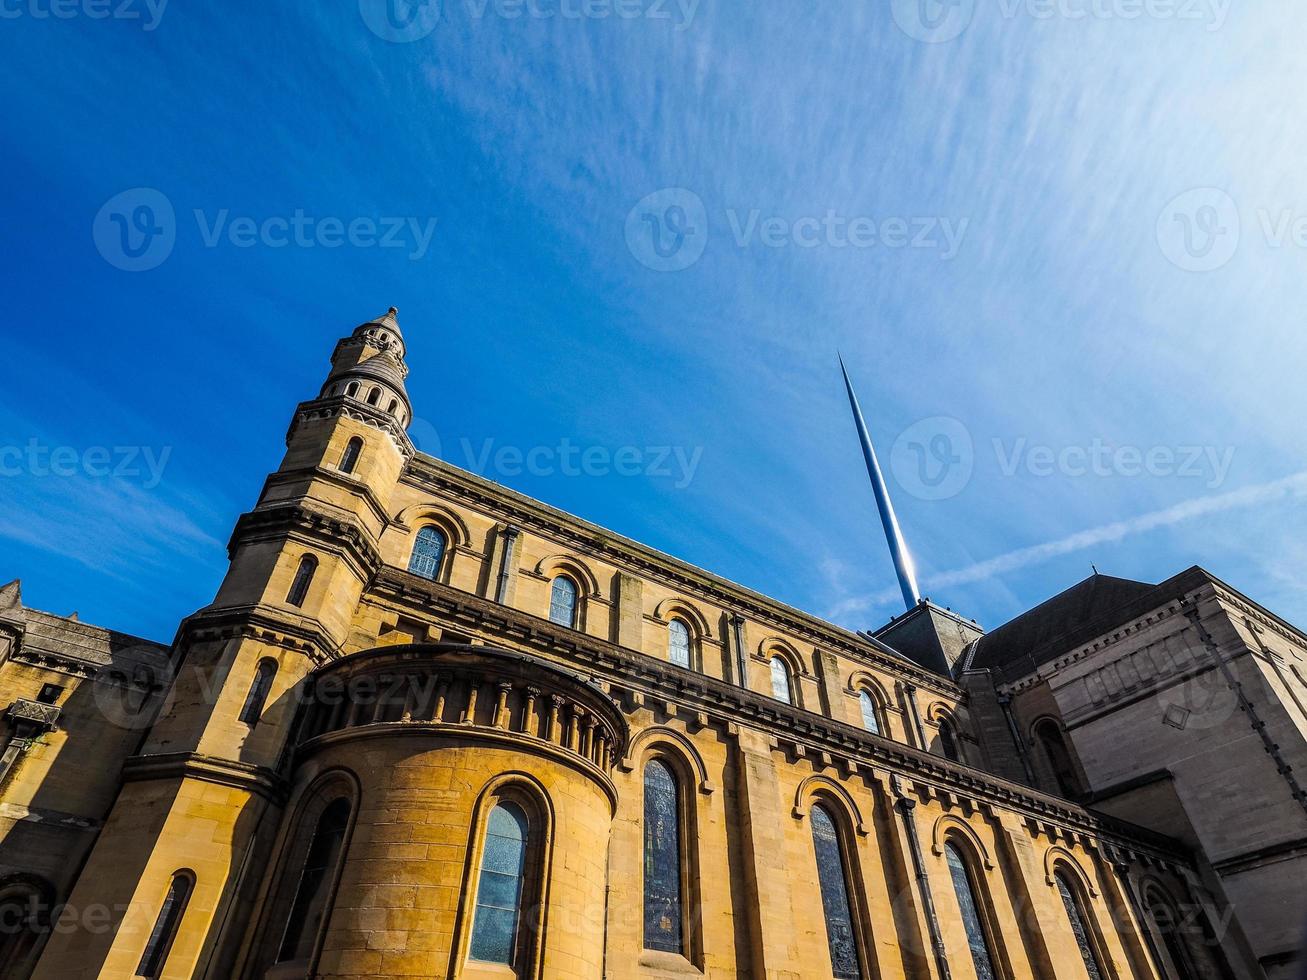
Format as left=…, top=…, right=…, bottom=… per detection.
left=0, top=309, right=1303, bottom=979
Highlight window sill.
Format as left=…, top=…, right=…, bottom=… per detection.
left=638, top=950, right=703, bottom=976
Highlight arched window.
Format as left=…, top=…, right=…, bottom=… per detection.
left=239, top=658, right=277, bottom=725
left=1035, top=720, right=1083, bottom=798
left=810, top=804, right=863, bottom=979
left=387, top=398, right=398, bottom=414
left=286, top=555, right=317, bottom=607
left=668, top=619, right=691, bottom=669
left=278, top=798, right=351, bottom=964
left=1056, top=871, right=1106, bottom=980
left=770, top=656, right=792, bottom=705
left=346, top=381, right=359, bottom=398
left=937, top=718, right=960, bottom=761
left=0, top=876, right=53, bottom=976
left=469, top=802, right=530, bottom=965
left=367, top=387, right=381, bottom=406
left=408, top=526, right=447, bottom=581
left=549, top=576, right=578, bottom=628
left=338, top=437, right=363, bottom=475
left=643, top=760, right=684, bottom=954
left=1144, top=886, right=1198, bottom=980
left=136, top=871, right=193, bottom=979
left=859, top=690, right=881, bottom=735
left=946, top=842, right=998, bottom=980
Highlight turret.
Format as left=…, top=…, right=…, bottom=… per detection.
left=33, top=308, right=419, bottom=979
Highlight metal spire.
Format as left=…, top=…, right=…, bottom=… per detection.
left=839, top=354, right=922, bottom=611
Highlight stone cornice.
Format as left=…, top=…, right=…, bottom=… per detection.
left=401, top=455, right=958, bottom=696
left=178, top=605, right=338, bottom=665
left=367, top=568, right=1189, bottom=865
left=227, top=502, right=381, bottom=582
left=121, top=751, right=287, bottom=804
left=287, top=396, right=414, bottom=459
left=257, top=465, right=392, bottom=529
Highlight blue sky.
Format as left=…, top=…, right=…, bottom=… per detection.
left=2, top=1, right=1305, bottom=643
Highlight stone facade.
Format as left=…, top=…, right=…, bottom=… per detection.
left=0, top=309, right=1299, bottom=979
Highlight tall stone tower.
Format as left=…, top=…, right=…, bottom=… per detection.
left=34, top=310, right=414, bottom=979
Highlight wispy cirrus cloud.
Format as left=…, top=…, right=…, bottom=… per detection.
left=829, top=471, right=1307, bottom=621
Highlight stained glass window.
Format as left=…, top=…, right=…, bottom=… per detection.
left=1056, top=873, right=1105, bottom=980
left=669, top=620, right=691, bottom=668
left=136, top=872, right=192, bottom=979
left=339, top=437, right=363, bottom=475
left=859, top=691, right=881, bottom=735
left=408, top=527, right=446, bottom=581
left=811, top=805, right=862, bottom=979
left=770, top=657, right=792, bottom=704
left=280, top=798, right=350, bottom=963
left=470, top=803, right=529, bottom=964
left=286, top=555, right=317, bottom=607
left=946, top=842, right=997, bottom=980
left=643, top=760, right=683, bottom=954
left=549, top=576, right=578, bottom=628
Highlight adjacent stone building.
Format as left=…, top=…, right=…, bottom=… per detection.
left=1, top=309, right=1302, bottom=979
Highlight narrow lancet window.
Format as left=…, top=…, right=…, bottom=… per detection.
left=135, top=872, right=192, bottom=979
left=668, top=619, right=691, bottom=668
left=279, top=798, right=350, bottom=963
left=946, top=842, right=998, bottom=980
left=770, top=656, right=792, bottom=704
left=286, top=555, right=317, bottom=607
left=937, top=719, right=960, bottom=761
left=339, top=437, right=362, bottom=474
left=470, top=802, right=529, bottom=965
left=1056, top=872, right=1105, bottom=980
left=239, top=658, right=277, bottom=725
left=643, top=760, right=684, bottom=954
left=811, top=804, right=862, bottom=979
left=859, top=691, right=881, bottom=735
left=549, top=576, right=577, bottom=628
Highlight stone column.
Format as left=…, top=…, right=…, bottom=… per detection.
left=733, top=726, right=802, bottom=978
